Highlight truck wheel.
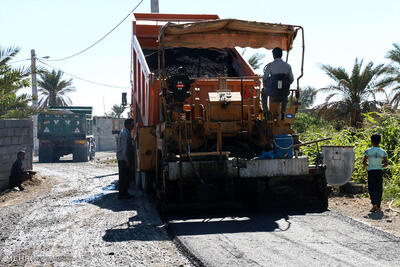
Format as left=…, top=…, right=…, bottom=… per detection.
left=73, top=144, right=89, bottom=162
left=135, top=172, right=142, bottom=189
left=89, top=139, right=95, bottom=160
left=39, top=146, right=54, bottom=163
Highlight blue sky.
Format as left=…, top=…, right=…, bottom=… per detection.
left=2, top=0, right=399, bottom=115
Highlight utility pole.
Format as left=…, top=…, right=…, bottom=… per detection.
left=151, top=0, right=159, bottom=13
left=31, top=49, right=39, bottom=156
left=31, top=49, right=38, bottom=106
left=30, top=50, right=50, bottom=157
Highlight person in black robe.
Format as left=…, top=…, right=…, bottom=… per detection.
left=9, top=151, right=26, bottom=191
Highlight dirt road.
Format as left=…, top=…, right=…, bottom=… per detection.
left=0, top=153, right=191, bottom=266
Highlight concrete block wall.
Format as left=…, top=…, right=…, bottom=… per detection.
left=93, top=117, right=123, bottom=151
left=0, top=119, right=33, bottom=190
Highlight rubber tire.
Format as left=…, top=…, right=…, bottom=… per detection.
left=135, top=172, right=142, bottom=189
left=73, top=144, right=89, bottom=162
left=39, top=146, right=54, bottom=163
left=89, top=149, right=95, bottom=160
left=89, top=139, right=95, bottom=161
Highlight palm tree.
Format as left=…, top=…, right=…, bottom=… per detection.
left=38, top=69, right=75, bottom=107
left=386, top=43, right=400, bottom=108
left=314, top=58, right=389, bottom=127
left=0, top=46, right=33, bottom=118
left=248, top=53, right=265, bottom=70
left=387, top=43, right=400, bottom=64
left=109, top=104, right=126, bottom=118
left=299, top=86, right=316, bottom=110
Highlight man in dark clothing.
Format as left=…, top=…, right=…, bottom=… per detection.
left=9, top=151, right=26, bottom=191
left=116, top=119, right=134, bottom=199
left=262, top=47, right=294, bottom=120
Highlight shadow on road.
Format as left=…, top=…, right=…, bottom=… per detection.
left=82, top=180, right=323, bottom=242
left=90, top=192, right=136, bottom=212
left=165, top=211, right=304, bottom=236
left=102, top=214, right=168, bottom=242
left=78, top=180, right=170, bottom=242
left=365, top=211, right=385, bottom=220
left=92, top=173, right=119, bottom=179
left=34, top=160, right=75, bottom=164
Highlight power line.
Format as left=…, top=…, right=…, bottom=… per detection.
left=45, top=0, right=144, bottom=62
left=38, top=59, right=129, bottom=89
left=8, top=58, right=31, bottom=64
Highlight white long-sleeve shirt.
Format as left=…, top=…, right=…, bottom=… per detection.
left=116, top=127, right=131, bottom=162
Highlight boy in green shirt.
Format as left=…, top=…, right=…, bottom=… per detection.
left=362, top=134, right=388, bottom=212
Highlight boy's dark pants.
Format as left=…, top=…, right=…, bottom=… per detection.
left=368, top=170, right=383, bottom=207
left=118, top=160, right=130, bottom=196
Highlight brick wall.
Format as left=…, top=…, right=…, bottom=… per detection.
left=0, top=119, right=33, bottom=190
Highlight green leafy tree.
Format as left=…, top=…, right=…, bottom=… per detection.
left=248, top=53, right=265, bottom=70
left=314, top=58, right=389, bottom=127
left=0, top=46, right=34, bottom=118
left=298, top=111, right=400, bottom=201
left=386, top=43, right=400, bottom=108
left=108, top=104, right=126, bottom=118
left=38, top=69, right=75, bottom=107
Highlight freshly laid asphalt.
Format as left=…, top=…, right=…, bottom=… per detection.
left=168, top=210, right=400, bottom=267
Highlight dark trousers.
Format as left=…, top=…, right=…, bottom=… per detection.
left=262, top=95, right=288, bottom=118
left=118, top=161, right=130, bottom=196
left=9, top=175, right=21, bottom=189
left=368, top=170, right=383, bottom=207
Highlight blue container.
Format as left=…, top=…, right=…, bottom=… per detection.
left=257, top=151, right=274, bottom=159
left=274, top=134, right=293, bottom=159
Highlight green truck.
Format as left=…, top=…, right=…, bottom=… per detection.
left=38, top=106, right=96, bottom=162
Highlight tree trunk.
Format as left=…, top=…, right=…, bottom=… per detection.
left=351, top=103, right=362, bottom=128
left=49, top=92, right=56, bottom=107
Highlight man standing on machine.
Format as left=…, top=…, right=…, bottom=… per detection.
left=262, top=47, right=294, bottom=120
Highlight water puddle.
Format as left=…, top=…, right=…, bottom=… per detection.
left=72, top=193, right=105, bottom=204
left=72, top=180, right=118, bottom=204
left=102, top=181, right=118, bottom=191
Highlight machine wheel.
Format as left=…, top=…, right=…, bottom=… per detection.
left=135, top=172, right=142, bottom=189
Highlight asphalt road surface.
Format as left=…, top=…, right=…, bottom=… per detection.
left=168, top=211, right=400, bottom=267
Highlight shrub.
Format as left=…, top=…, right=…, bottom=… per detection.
left=296, top=111, right=400, bottom=200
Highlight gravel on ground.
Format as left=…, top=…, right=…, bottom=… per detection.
left=0, top=152, right=191, bottom=267
left=329, top=195, right=400, bottom=237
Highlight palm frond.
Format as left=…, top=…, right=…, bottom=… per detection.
left=386, top=43, right=400, bottom=65
left=38, top=69, right=75, bottom=107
